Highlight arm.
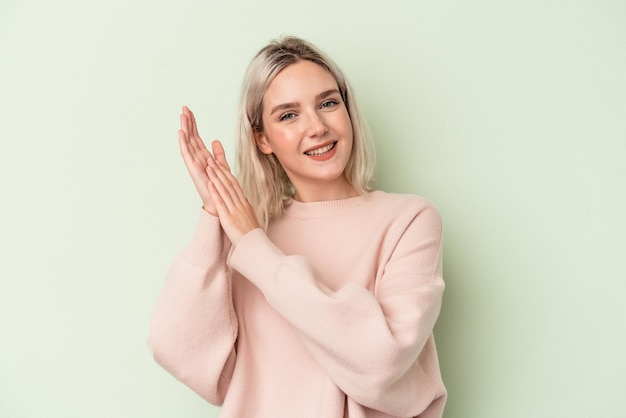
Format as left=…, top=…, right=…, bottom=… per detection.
left=148, top=107, right=238, bottom=404
left=229, top=206, right=445, bottom=416
left=202, top=142, right=444, bottom=414
left=148, top=211, right=237, bottom=404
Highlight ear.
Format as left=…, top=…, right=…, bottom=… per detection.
left=254, top=130, right=273, bottom=155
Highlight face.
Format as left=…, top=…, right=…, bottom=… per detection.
left=255, top=60, right=355, bottom=201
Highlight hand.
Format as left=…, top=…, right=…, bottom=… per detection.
left=206, top=154, right=261, bottom=246
left=178, top=106, right=230, bottom=215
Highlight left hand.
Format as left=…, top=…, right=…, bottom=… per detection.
left=205, top=148, right=261, bottom=246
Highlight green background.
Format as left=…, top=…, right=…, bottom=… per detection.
left=1, top=0, right=624, bottom=417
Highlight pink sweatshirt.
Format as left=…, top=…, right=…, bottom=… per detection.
left=149, top=191, right=446, bottom=417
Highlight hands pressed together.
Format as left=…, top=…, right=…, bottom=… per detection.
left=178, top=106, right=260, bottom=246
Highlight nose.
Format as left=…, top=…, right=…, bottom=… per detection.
left=305, top=111, right=328, bottom=138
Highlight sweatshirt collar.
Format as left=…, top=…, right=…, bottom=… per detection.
left=283, top=190, right=383, bottom=219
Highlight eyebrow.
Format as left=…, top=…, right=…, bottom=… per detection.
left=269, top=89, right=341, bottom=116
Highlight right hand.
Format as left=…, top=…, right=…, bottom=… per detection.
left=178, top=106, right=230, bottom=216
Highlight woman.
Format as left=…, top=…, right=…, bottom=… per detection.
left=149, top=36, right=446, bottom=418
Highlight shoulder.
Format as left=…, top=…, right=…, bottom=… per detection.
left=368, top=190, right=441, bottom=221
left=367, top=192, right=443, bottom=268
left=356, top=191, right=443, bottom=242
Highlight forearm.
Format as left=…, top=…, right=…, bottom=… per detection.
left=228, top=228, right=444, bottom=414
left=148, top=211, right=237, bottom=404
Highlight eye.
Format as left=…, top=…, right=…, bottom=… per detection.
left=321, top=99, right=339, bottom=109
left=279, top=112, right=296, bottom=122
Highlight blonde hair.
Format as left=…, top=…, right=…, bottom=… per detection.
left=236, top=36, right=375, bottom=229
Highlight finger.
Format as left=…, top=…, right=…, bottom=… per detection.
left=209, top=155, right=248, bottom=203
left=211, top=140, right=231, bottom=171
left=207, top=179, right=230, bottom=219
left=185, top=106, right=201, bottom=139
left=180, top=113, right=198, bottom=156
left=178, top=123, right=198, bottom=164
left=180, top=130, right=208, bottom=182
left=207, top=160, right=252, bottom=221
left=181, top=112, right=210, bottom=163
left=180, top=111, right=190, bottom=139
left=179, top=120, right=204, bottom=166
left=206, top=163, right=238, bottom=213
left=207, top=157, right=237, bottom=197
left=208, top=155, right=247, bottom=208
left=207, top=155, right=239, bottom=190
left=178, top=129, right=191, bottom=161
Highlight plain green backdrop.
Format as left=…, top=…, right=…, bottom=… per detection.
left=1, top=0, right=624, bottom=417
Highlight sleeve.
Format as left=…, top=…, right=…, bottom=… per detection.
left=228, top=204, right=446, bottom=417
left=148, top=210, right=237, bottom=405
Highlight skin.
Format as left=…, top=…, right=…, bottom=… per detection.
left=178, top=106, right=259, bottom=245
left=179, top=61, right=355, bottom=246
left=255, top=60, right=356, bottom=202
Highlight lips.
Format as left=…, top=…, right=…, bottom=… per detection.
left=303, top=141, right=337, bottom=156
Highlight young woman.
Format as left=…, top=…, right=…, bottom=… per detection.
left=149, top=36, right=446, bottom=418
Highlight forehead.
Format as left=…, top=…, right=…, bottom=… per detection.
left=264, top=60, right=338, bottom=105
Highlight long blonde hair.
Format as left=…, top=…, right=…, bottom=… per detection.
left=236, top=36, right=375, bottom=229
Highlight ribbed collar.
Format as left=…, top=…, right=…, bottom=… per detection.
left=282, top=190, right=384, bottom=219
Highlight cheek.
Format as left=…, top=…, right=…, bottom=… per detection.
left=342, top=115, right=354, bottom=143
left=268, top=126, right=300, bottom=147
left=338, top=108, right=352, bottom=132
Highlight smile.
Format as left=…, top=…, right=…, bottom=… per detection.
left=304, top=142, right=337, bottom=156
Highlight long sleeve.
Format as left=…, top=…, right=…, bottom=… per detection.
left=228, top=202, right=445, bottom=417
left=148, top=211, right=237, bottom=405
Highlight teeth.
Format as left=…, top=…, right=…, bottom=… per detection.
left=305, top=142, right=336, bottom=156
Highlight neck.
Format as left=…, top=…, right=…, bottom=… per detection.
left=292, top=178, right=358, bottom=203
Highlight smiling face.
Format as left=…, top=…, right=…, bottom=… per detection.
left=254, top=60, right=356, bottom=202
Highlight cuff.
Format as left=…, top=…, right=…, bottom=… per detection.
left=180, top=209, right=230, bottom=268
left=227, top=228, right=284, bottom=291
